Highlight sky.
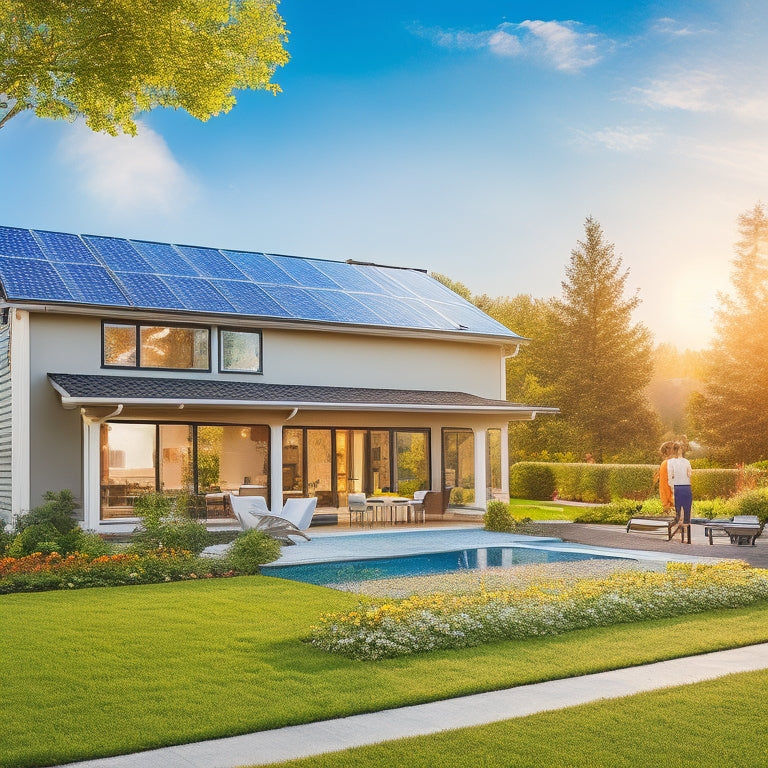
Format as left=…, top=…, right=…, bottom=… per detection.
left=2, top=0, right=767, bottom=349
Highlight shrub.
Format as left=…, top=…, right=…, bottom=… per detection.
left=227, top=530, right=281, bottom=575
left=14, top=490, right=79, bottom=535
left=484, top=501, right=515, bottom=532
left=130, top=492, right=210, bottom=555
left=510, top=463, right=556, bottom=500
left=723, top=488, right=768, bottom=524
left=608, top=465, right=656, bottom=501
left=572, top=499, right=643, bottom=525
left=691, top=469, right=739, bottom=500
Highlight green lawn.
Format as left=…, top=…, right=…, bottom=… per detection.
left=507, top=498, right=584, bottom=520
left=3, top=577, right=768, bottom=767
left=259, top=669, right=768, bottom=768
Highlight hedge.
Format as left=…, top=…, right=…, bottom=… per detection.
left=510, top=462, right=748, bottom=503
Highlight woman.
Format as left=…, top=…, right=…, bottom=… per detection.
left=657, top=441, right=674, bottom=512
left=667, top=440, right=693, bottom=542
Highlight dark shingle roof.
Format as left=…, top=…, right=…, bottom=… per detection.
left=48, top=373, right=555, bottom=416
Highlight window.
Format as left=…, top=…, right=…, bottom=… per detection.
left=100, top=422, right=270, bottom=519
left=219, top=329, right=262, bottom=373
left=443, top=428, right=474, bottom=504
left=103, top=322, right=209, bottom=370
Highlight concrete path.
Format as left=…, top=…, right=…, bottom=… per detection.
left=59, top=643, right=768, bottom=768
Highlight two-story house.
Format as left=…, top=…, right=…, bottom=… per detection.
left=0, top=225, right=556, bottom=534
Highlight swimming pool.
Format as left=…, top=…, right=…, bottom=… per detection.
left=261, top=545, right=631, bottom=586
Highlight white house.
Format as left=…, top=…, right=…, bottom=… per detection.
left=0, top=225, right=556, bottom=533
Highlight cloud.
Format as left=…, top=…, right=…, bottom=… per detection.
left=414, top=19, right=609, bottom=73
left=631, top=70, right=724, bottom=112
left=652, top=17, right=712, bottom=37
left=59, top=121, right=197, bottom=214
left=574, top=126, right=657, bottom=152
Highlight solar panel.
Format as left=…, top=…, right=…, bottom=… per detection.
left=130, top=240, right=198, bottom=277
left=175, top=245, right=247, bottom=280
left=33, top=230, right=100, bottom=265
left=210, top=280, right=294, bottom=317
left=306, top=289, right=389, bottom=325
left=0, top=227, right=46, bottom=260
left=391, top=268, right=465, bottom=303
left=310, top=259, right=387, bottom=294
left=424, top=299, right=517, bottom=335
left=0, top=256, right=73, bottom=301
left=222, top=250, right=297, bottom=285
left=359, top=294, right=447, bottom=329
left=259, top=284, right=340, bottom=322
left=83, top=235, right=154, bottom=273
left=55, top=264, right=130, bottom=306
left=268, top=254, right=343, bottom=290
left=364, top=267, right=421, bottom=298
left=113, top=272, right=185, bottom=310
left=160, top=276, right=236, bottom=313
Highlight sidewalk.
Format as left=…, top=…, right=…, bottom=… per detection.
left=60, top=643, right=768, bottom=768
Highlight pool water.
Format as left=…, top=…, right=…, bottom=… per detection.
left=261, top=546, right=629, bottom=586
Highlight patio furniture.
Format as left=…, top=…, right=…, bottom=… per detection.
left=422, top=488, right=452, bottom=520
left=365, top=496, right=410, bottom=525
left=347, top=493, right=370, bottom=526
left=407, top=490, right=427, bottom=523
left=238, top=484, right=268, bottom=497
left=703, top=516, right=763, bottom=545
left=230, top=494, right=317, bottom=542
left=204, top=492, right=232, bottom=519
left=626, top=512, right=684, bottom=541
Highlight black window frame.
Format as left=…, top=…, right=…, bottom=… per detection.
left=218, top=327, right=263, bottom=375
left=101, top=320, right=212, bottom=372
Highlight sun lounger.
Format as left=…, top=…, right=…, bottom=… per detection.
left=703, top=516, right=763, bottom=545
left=626, top=512, right=686, bottom=541
left=230, top=494, right=317, bottom=542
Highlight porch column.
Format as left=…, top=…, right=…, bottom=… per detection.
left=500, top=423, right=510, bottom=501
left=82, top=417, right=102, bottom=530
left=269, top=422, right=284, bottom=511
left=473, top=427, right=487, bottom=509
left=430, top=428, right=442, bottom=491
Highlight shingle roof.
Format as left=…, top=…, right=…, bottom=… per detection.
left=48, top=373, right=556, bottom=416
left=0, top=225, right=524, bottom=341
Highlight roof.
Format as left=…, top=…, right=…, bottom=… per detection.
left=48, top=373, right=557, bottom=416
left=0, top=226, right=523, bottom=341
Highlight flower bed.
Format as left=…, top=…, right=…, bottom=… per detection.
left=0, top=549, right=233, bottom=593
left=309, top=561, right=768, bottom=660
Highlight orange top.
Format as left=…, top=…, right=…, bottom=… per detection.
left=659, top=459, right=673, bottom=510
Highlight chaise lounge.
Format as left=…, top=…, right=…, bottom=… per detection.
left=626, top=510, right=685, bottom=541
left=230, top=494, right=318, bottom=542
left=703, top=515, right=763, bottom=545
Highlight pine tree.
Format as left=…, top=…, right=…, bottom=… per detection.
left=689, top=203, right=768, bottom=462
left=549, top=217, right=658, bottom=461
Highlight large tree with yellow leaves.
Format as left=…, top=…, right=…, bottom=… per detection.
left=0, top=0, right=289, bottom=134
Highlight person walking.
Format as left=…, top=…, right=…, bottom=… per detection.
left=667, top=440, right=693, bottom=543
left=657, top=441, right=674, bottom=513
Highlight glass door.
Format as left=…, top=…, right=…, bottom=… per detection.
left=335, top=429, right=366, bottom=507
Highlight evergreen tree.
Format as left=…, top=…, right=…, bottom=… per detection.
left=548, top=217, right=658, bottom=461
left=689, top=203, right=768, bottom=462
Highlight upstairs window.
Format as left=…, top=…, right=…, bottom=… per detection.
left=219, top=328, right=262, bottom=373
left=103, top=322, right=210, bottom=371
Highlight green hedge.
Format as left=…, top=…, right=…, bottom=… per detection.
left=510, top=462, right=745, bottom=503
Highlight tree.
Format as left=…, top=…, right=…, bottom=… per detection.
left=548, top=217, right=659, bottom=461
left=0, top=0, right=289, bottom=134
left=689, top=203, right=768, bottom=463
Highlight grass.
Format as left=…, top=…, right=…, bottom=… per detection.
left=3, top=576, right=768, bottom=767
left=507, top=498, right=583, bottom=520
left=258, top=669, right=768, bottom=768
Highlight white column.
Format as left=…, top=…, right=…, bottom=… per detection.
left=10, top=309, right=30, bottom=519
left=501, top=423, right=510, bottom=502
left=473, top=427, right=487, bottom=509
left=82, top=417, right=102, bottom=530
left=269, top=422, right=284, bottom=511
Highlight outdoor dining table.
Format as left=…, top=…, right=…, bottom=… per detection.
left=365, top=496, right=413, bottom=525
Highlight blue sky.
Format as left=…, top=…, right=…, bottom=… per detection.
left=2, top=0, right=766, bottom=348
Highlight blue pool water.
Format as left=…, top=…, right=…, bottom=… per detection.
left=262, top=546, right=629, bottom=586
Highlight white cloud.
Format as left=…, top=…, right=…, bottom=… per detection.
left=574, top=126, right=657, bottom=152
left=652, top=17, right=711, bottom=37
left=59, top=121, right=196, bottom=215
left=631, top=70, right=724, bottom=112
left=414, top=19, right=609, bottom=73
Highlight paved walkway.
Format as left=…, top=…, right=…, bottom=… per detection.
left=60, top=643, right=768, bottom=768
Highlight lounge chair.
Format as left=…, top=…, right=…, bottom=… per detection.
left=703, top=515, right=763, bottom=545
left=626, top=510, right=685, bottom=541
left=230, top=494, right=317, bottom=542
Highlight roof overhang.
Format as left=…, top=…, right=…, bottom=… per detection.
left=48, top=373, right=558, bottom=418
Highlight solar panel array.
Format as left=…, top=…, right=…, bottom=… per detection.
left=0, top=226, right=521, bottom=339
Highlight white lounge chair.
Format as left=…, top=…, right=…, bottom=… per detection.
left=230, top=495, right=317, bottom=542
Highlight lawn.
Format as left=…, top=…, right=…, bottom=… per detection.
left=3, top=576, right=768, bottom=767
left=258, top=669, right=768, bottom=768
left=507, top=498, right=584, bottom=520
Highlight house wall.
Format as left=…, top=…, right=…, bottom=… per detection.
left=0, top=318, right=11, bottom=521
